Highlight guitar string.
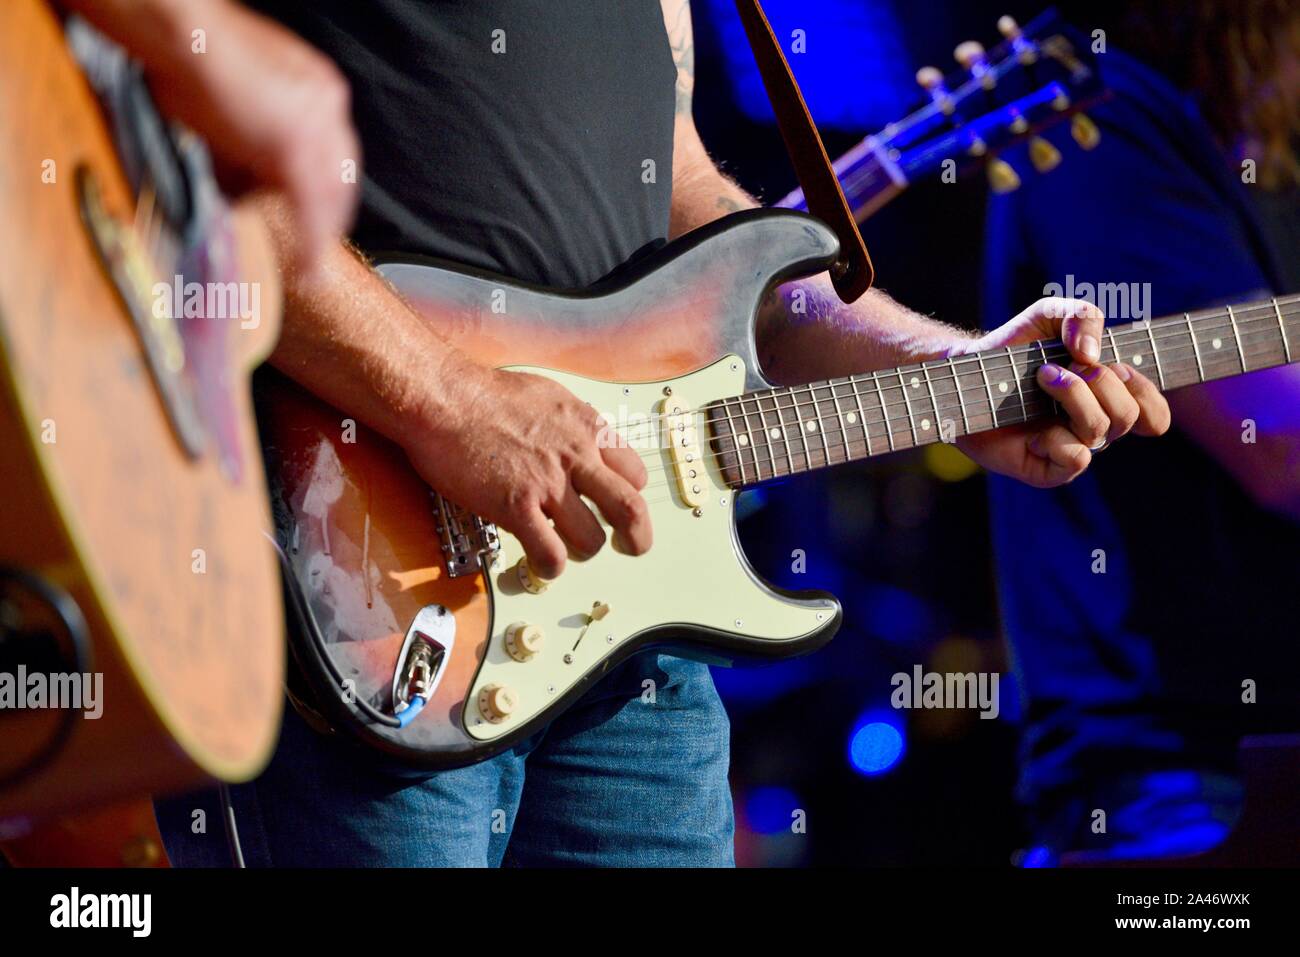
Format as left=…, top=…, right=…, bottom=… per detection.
left=615, top=321, right=1297, bottom=500
left=584, top=297, right=1298, bottom=434
left=616, top=330, right=1295, bottom=499
left=617, top=328, right=1295, bottom=504
left=610, top=308, right=1297, bottom=473
left=615, top=319, right=1291, bottom=459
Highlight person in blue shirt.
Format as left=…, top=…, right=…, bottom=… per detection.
left=982, top=0, right=1300, bottom=862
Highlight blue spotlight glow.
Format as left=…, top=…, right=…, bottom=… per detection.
left=745, top=785, right=802, bottom=834
left=848, top=712, right=906, bottom=776
left=704, top=0, right=913, bottom=131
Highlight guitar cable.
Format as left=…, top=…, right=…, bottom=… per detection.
left=266, top=533, right=407, bottom=729
left=217, top=782, right=246, bottom=868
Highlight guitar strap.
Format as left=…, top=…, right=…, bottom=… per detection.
left=733, top=0, right=874, bottom=302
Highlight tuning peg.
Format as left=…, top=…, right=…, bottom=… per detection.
left=998, top=14, right=1038, bottom=64
left=916, top=65, right=945, bottom=91
left=955, top=40, right=996, bottom=90
left=916, top=65, right=955, bottom=115
left=1029, top=136, right=1062, bottom=172
left=954, top=40, right=986, bottom=69
left=1071, top=112, right=1102, bottom=150
left=987, top=158, right=1021, bottom=194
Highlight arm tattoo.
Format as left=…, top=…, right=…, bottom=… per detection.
left=662, top=0, right=695, bottom=116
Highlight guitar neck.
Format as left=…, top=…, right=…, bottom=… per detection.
left=708, top=295, right=1300, bottom=488
left=775, top=136, right=906, bottom=222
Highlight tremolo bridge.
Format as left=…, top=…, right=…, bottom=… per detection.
left=431, top=492, right=500, bottom=578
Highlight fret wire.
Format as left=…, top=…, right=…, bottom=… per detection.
left=829, top=380, right=854, bottom=464
left=1104, top=327, right=1120, bottom=367
left=769, top=392, right=789, bottom=474
left=946, top=356, right=971, bottom=436
left=974, top=352, right=999, bottom=428
left=920, top=363, right=942, bottom=441
left=738, top=395, right=763, bottom=481
left=1144, top=321, right=1166, bottom=389
left=1276, top=298, right=1293, bottom=364
left=1006, top=346, right=1028, bottom=423
left=849, top=376, right=872, bottom=456
left=897, top=370, right=920, bottom=446
left=1185, top=313, right=1206, bottom=381
left=810, top=384, right=832, bottom=466
left=696, top=302, right=1300, bottom=440
left=778, top=392, right=797, bottom=473
left=743, top=395, right=759, bottom=481
left=720, top=399, right=746, bottom=487
left=751, top=394, right=774, bottom=479
left=711, top=331, right=1294, bottom=484
left=704, top=302, right=1300, bottom=481
left=872, top=373, right=895, bottom=451
left=1226, top=304, right=1248, bottom=373
left=791, top=387, right=815, bottom=470
left=1035, top=340, right=1060, bottom=418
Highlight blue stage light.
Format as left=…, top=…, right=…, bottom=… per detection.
left=745, top=785, right=803, bottom=835
left=704, top=0, right=914, bottom=131
left=848, top=712, right=906, bottom=776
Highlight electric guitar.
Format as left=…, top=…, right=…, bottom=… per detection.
left=0, top=0, right=284, bottom=825
left=780, top=11, right=1109, bottom=219
left=258, top=208, right=1300, bottom=768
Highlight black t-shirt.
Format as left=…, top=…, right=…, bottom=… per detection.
left=250, top=0, right=676, bottom=287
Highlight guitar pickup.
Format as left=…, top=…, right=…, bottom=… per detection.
left=659, top=393, right=706, bottom=508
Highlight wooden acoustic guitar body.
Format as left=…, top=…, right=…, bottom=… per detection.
left=259, top=209, right=844, bottom=769
left=0, top=0, right=284, bottom=827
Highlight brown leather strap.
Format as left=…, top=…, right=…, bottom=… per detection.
left=735, top=0, right=873, bottom=302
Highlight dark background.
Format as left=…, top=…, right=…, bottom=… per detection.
left=687, top=0, right=1101, bottom=866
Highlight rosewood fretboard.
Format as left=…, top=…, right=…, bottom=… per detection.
left=706, top=295, right=1300, bottom=488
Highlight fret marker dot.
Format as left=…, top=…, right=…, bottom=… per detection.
left=1132, top=354, right=1143, bottom=365
left=846, top=411, right=858, bottom=425
left=769, top=428, right=782, bottom=440
left=921, top=418, right=931, bottom=431
left=805, top=421, right=817, bottom=433
left=910, top=376, right=921, bottom=389
left=998, top=381, right=1009, bottom=393
left=737, top=434, right=749, bottom=447
left=1211, top=338, right=1222, bottom=350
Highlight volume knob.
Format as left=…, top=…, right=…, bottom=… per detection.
left=516, top=558, right=550, bottom=594
left=477, top=684, right=518, bottom=723
left=505, top=622, right=545, bottom=661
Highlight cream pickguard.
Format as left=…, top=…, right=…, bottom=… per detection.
left=463, top=356, right=838, bottom=740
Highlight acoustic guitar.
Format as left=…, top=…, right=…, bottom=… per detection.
left=0, top=0, right=284, bottom=829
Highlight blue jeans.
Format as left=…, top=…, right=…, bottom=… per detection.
left=156, top=653, right=734, bottom=866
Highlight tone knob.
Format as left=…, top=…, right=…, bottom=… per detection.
left=505, top=622, right=544, bottom=661
left=478, top=684, right=518, bottom=723
left=516, top=557, right=550, bottom=594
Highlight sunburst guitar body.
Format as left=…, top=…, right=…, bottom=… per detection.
left=260, top=204, right=1300, bottom=769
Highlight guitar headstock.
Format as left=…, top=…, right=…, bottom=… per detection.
left=876, top=10, right=1108, bottom=194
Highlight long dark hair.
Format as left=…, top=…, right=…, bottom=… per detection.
left=1064, top=0, right=1300, bottom=187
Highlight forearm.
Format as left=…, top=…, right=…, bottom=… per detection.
left=256, top=199, right=463, bottom=446
left=670, top=127, right=973, bottom=383
left=59, top=0, right=208, bottom=68
left=1169, top=368, right=1300, bottom=521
